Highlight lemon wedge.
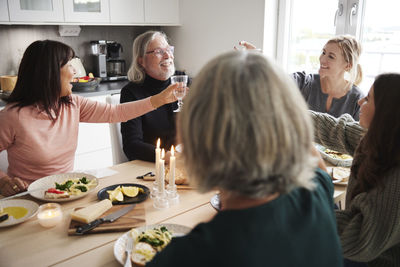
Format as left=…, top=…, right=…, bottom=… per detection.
left=108, top=186, right=124, bottom=201
left=122, top=186, right=139, bottom=197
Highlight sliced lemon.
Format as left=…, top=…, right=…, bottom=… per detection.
left=122, top=186, right=139, bottom=197
left=108, top=186, right=124, bottom=202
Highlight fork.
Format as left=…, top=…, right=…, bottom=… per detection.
left=124, top=236, right=133, bottom=267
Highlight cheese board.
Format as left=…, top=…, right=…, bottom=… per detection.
left=68, top=203, right=145, bottom=235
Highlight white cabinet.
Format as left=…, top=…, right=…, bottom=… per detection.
left=145, top=0, right=179, bottom=24
left=110, top=0, right=144, bottom=24
left=63, top=0, right=109, bottom=23
left=74, top=95, right=113, bottom=171
left=2, top=0, right=180, bottom=25
left=8, top=0, right=64, bottom=22
left=0, top=0, right=9, bottom=22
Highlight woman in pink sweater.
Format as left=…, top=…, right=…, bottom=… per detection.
left=0, top=40, right=177, bottom=196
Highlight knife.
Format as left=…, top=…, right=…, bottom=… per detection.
left=75, top=204, right=136, bottom=235
left=0, top=187, right=46, bottom=201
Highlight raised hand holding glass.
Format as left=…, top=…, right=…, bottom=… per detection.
left=171, top=75, right=188, bottom=112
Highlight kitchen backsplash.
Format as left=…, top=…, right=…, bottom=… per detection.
left=0, top=25, right=159, bottom=76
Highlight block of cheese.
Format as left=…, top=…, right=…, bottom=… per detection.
left=70, top=199, right=112, bottom=223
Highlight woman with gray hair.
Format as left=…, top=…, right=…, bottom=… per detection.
left=147, top=51, right=343, bottom=267
left=120, top=30, right=188, bottom=162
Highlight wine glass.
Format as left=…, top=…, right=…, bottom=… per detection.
left=171, top=75, right=188, bottom=112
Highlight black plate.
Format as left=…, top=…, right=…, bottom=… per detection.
left=97, top=183, right=150, bottom=205
left=210, top=193, right=221, bottom=211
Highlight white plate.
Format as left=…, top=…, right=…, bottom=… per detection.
left=114, top=223, right=191, bottom=265
left=0, top=199, right=39, bottom=227
left=315, top=144, right=353, bottom=167
left=27, top=172, right=98, bottom=202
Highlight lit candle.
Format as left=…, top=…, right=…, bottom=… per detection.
left=158, top=149, right=165, bottom=194
left=169, top=146, right=176, bottom=186
left=155, top=138, right=161, bottom=182
left=37, top=203, right=62, bottom=228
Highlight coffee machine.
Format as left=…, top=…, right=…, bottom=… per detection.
left=106, top=41, right=127, bottom=80
left=90, top=40, right=127, bottom=81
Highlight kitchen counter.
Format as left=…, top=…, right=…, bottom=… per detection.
left=0, top=80, right=129, bottom=108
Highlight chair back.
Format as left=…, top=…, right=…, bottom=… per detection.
left=106, top=94, right=129, bottom=165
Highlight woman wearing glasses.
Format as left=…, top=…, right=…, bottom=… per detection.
left=121, top=31, right=188, bottom=162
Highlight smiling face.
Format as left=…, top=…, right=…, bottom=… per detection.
left=319, top=42, right=350, bottom=79
left=358, top=86, right=375, bottom=128
left=60, top=60, right=76, bottom=97
left=139, top=35, right=175, bottom=81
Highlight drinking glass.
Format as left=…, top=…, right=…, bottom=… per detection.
left=171, top=75, right=188, bottom=112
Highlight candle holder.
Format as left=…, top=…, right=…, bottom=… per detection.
left=166, top=184, right=180, bottom=205
left=153, top=191, right=169, bottom=209
left=37, top=203, right=63, bottom=228
left=150, top=182, right=159, bottom=199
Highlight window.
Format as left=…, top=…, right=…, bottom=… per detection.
left=279, top=0, right=400, bottom=94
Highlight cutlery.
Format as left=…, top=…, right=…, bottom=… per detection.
left=124, top=236, right=133, bottom=267
left=0, top=188, right=45, bottom=201
left=136, top=172, right=155, bottom=180
left=75, top=204, right=136, bottom=235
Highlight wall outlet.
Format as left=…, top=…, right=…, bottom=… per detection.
left=59, top=25, right=81, bottom=37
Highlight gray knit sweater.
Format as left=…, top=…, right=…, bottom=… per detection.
left=311, top=111, right=400, bottom=267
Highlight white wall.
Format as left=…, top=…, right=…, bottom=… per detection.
left=163, top=0, right=278, bottom=77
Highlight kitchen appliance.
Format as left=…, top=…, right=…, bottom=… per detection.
left=90, top=40, right=107, bottom=79
left=90, top=40, right=127, bottom=82
left=106, top=41, right=127, bottom=81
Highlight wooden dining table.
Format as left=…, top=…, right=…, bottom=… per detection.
left=0, top=160, right=346, bottom=267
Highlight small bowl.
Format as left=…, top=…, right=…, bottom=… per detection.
left=71, top=78, right=101, bottom=92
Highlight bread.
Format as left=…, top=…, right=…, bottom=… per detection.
left=131, top=242, right=157, bottom=266
left=44, top=189, right=70, bottom=199
left=165, top=166, right=188, bottom=185
left=333, top=167, right=350, bottom=182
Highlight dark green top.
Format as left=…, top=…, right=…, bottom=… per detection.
left=148, top=169, right=343, bottom=267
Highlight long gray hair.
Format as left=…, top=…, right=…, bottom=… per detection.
left=127, top=31, right=168, bottom=83
left=179, top=51, right=317, bottom=198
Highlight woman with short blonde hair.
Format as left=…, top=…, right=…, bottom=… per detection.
left=147, top=51, right=343, bottom=267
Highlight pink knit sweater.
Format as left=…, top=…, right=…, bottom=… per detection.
left=0, top=94, right=154, bottom=183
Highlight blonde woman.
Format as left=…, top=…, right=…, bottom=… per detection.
left=147, top=51, right=343, bottom=267
left=240, top=35, right=364, bottom=120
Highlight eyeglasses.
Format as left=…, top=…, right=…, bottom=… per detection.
left=145, top=46, right=174, bottom=57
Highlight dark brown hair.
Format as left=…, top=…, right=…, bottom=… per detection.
left=6, top=40, right=75, bottom=121
left=351, top=73, right=400, bottom=198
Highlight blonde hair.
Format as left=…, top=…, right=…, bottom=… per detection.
left=179, top=51, right=317, bottom=198
left=127, top=31, right=169, bottom=83
left=327, top=35, right=363, bottom=85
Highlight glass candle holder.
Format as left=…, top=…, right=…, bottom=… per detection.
left=37, top=203, right=63, bottom=228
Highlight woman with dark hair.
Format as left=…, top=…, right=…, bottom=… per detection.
left=312, top=73, right=400, bottom=266
left=0, top=40, right=177, bottom=196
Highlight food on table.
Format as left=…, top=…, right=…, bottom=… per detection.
left=44, top=176, right=96, bottom=199
left=333, top=167, right=351, bottom=182
left=44, top=188, right=70, bottom=199
left=72, top=72, right=95, bottom=83
left=324, top=148, right=353, bottom=160
left=70, top=199, right=112, bottom=223
left=130, top=226, right=173, bottom=266
left=165, top=166, right=188, bottom=185
left=0, top=213, right=8, bottom=222
left=107, top=186, right=144, bottom=202
left=0, top=206, right=28, bottom=220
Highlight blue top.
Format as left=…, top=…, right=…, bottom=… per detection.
left=292, top=72, right=364, bottom=120
left=148, top=169, right=343, bottom=267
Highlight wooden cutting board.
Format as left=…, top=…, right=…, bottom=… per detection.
left=68, top=203, right=146, bottom=235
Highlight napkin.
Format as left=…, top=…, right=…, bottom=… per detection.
left=75, top=168, right=118, bottom=179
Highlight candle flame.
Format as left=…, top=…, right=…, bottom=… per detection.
left=161, top=149, right=165, bottom=159
left=156, top=138, right=160, bottom=148
left=171, top=145, right=174, bottom=156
